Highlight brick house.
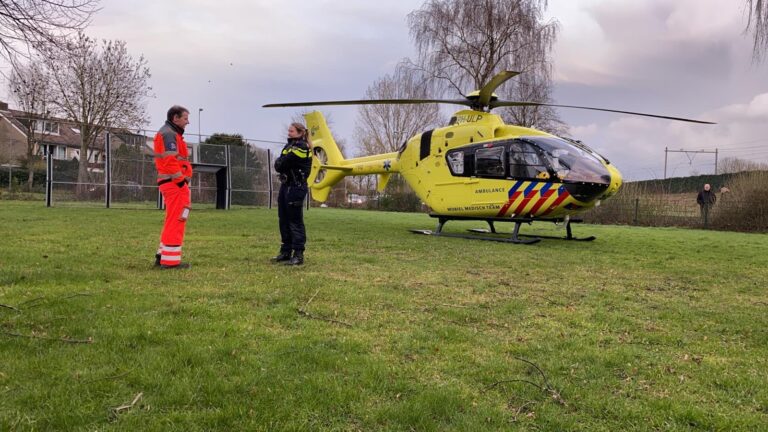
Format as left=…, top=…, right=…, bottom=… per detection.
left=0, top=100, right=148, bottom=170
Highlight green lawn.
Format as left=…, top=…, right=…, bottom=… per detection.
left=1, top=201, right=767, bottom=431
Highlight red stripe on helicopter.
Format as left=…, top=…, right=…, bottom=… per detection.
left=509, top=183, right=540, bottom=215
left=541, top=186, right=570, bottom=216
left=495, top=181, right=524, bottom=217
left=524, top=182, right=553, bottom=216
left=527, top=189, right=556, bottom=215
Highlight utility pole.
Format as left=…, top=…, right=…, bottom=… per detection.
left=663, top=148, right=718, bottom=179
left=198, top=108, right=203, bottom=143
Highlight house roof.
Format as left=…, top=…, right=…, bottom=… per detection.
left=0, top=106, right=147, bottom=151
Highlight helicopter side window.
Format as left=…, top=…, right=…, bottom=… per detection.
left=508, top=142, right=548, bottom=179
left=447, top=151, right=464, bottom=174
left=474, top=146, right=506, bottom=177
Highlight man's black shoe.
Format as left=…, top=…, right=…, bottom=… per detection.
left=160, top=262, right=191, bottom=270
left=284, top=254, right=304, bottom=266
left=155, top=253, right=161, bottom=267
left=270, top=252, right=291, bottom=263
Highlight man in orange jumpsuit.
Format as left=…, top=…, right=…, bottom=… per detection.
left=154, top=105, right=193, bottom=269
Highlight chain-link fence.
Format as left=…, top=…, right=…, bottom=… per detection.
left=26, top=129, right=279, bottom=209
left=4, top=128, right=767, bottom=232
left=583, top=172, right=768, bottom=232
left=0, top=164, right=43, bottom=194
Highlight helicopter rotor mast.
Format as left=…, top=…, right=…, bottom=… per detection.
left=473, top=70, right=521, bottom=111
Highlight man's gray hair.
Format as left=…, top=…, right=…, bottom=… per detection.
left=167, top=105, right=189, bottom=122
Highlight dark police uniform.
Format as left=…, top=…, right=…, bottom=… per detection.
left=273, top=137, right=312, bottom=264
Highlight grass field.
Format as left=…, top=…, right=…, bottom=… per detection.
left=1, top=201, right=767, bottom=431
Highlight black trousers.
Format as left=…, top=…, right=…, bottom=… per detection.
left=278, top=183, right=306, bottom=253
left=700, top=204, right=712, bottom=221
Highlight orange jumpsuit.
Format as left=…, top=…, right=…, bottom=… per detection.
left=154, top=121, right=193, bottom=267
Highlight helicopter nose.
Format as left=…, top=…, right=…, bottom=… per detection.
left=563, top=182, right=610, bottom=202
left=603, top=164, right=623, bottom=198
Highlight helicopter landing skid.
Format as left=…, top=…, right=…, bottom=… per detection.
left=409, top=227, right=540, bottom=244
left=468, top=221, right=596, bottom=242
left=410, top=215, right=595, bottom=243
left=410, top=215, right=541, bottom=244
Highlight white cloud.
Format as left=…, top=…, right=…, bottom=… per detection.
left=570, top=123, right=599, bottom=138
left=550, top=0, right=755, bottom=87
left=713, top=93, right=768, bottom=122
left=570, top=91, right=768, bottom=180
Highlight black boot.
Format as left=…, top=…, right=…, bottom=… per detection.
left=155, top=253, right=161, bottom=267
left=285, top=251, right=304, bottom=266
left=270, top=251, right=291, bottom=263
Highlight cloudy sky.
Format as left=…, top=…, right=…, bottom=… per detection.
left=8, top=0, right=767, bottom=180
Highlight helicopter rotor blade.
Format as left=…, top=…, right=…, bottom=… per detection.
left=477, top=71, right=521, bottom=107
left=263, top=99, right=472, bottom=108
left=490, top=101, right=716, bottom=124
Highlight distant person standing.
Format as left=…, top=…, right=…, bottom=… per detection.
left=154, top=105, right=193, bottom=269
left=696, top=183, right=716, bottom=223
left=271, top=122, right=312, bottom=266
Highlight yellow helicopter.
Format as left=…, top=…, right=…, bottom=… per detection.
left=264, top=71, right=713, bottom=244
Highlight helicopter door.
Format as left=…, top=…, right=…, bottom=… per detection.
left=508, top=141, right=549, bottom=179
left=474, top=146, right=506, bottom=178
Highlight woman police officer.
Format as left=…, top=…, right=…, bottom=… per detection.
left=271, top=122, right=312, bottom=265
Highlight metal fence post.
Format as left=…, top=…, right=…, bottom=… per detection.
left=633, top=198, right=639, bottom=225
left=157, top=189, right=164, bottom=210
left=45, top=145, right=52, bottom=207
left=267, top=148, right=273, bottom=209
left=105, top=132, right=111, bottom=208
left=225, top=144, right=232, bottom=209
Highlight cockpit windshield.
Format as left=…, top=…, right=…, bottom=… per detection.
left=521, top=137, right=610, bottom=185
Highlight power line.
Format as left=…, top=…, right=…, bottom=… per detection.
left=664, top=147, right=718, bottom=178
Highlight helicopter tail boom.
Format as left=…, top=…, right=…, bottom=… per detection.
left=303, top=111, right=400, bottom=201
left=303, top=111, right=346, bottom=201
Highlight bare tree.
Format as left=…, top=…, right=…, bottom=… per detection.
left=745, top=0, right=768, bottom=61
left=406, top=0, right=565, bottom=134
left=7, top=58, right=54, bottom=191
left=41, top=32, right=151, bottom=193
left=354, top=66, right=444, bottom=156
left=353, top=67, right=444, bottom=198
left=0, top=0, right=99, bottom=63
left=718, top=156, right=768, bottom=174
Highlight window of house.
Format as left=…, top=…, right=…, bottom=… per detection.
left=474, top=146, right=506, bottom=177
left=53, top=145, right=67, bottom=160
left=34, top=121, right=60, bottom=135
left=508, top=141, right=549, bottom=179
